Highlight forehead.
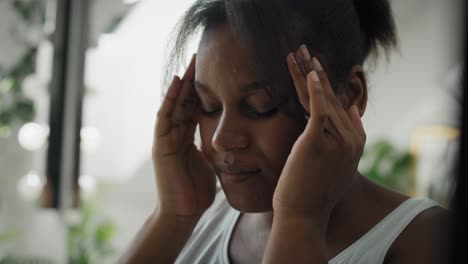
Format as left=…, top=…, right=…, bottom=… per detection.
left=196, top=24, right=255, bottom=83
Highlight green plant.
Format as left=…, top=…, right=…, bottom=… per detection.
left=360, top=139, right=413, bottom=194
left=0, top=192, right=117, bottom=264
left=0, top=0, right=47, bottom=138
left=0, top=53, right=36, bottom=138
left=0, top=230, right=55, bottom=264
left=67, top=200, right=117, bottom=264
left=0, top=256, right=54, bottom=264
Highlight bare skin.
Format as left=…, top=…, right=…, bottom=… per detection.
left=119, top=24, right=450, bottom=264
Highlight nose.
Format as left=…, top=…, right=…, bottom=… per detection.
left=211, top=113, right=249, bottom=153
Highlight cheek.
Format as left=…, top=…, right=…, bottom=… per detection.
left=254, top=120, right=304, bottom=166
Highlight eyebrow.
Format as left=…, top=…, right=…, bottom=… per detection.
left=194, top=80, right=267, bottom=93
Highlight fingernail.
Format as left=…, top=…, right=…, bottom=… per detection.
left=312, top=57, right=323, bottom=71
left=299, top=44, right=311, bottom=61
left=288, top=53, right=297, bottom=64
left=310, top=71, right=319, bottom=82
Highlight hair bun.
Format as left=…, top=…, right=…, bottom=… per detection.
left=353, top=0, right=397, bottom=57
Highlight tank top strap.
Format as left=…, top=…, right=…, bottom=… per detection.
left=365, top=198, right=440, bottom=263
left=330, top=197, right=440, bottom=264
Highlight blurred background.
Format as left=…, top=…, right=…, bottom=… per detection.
left=0, top=0, right=464, bottom=263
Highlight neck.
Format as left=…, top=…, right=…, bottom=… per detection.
left=241, top=171, right=368, bottom=234
left=326, top=172, right=367, bottom=236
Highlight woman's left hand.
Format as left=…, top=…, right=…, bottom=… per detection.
left=272, top=45, right=366, bottom=225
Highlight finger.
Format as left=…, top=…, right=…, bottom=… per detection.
left=183, top=121, right=198, bottom=147
left=304, top=71, right=328, bottom=139
left=294, top=50, right=309, bottom=78
left=311, top=57, right=335, bottom=99
left=312, top=57, right=353, bottom=131
left=183, top=101, right=200, bottom=146
left=158, top=76, right=182, bottom=117
left=287, top=52, right=309, bottom=112
left=173, top=54, right=199, bottom=122
left=299, top=44, right=313, bottom=73
left=311, top=57, right=346, bottom=116
left=295, top=45, right=315, bottom=115
left=156, top=76, right=182, bottom=137
left=306, top=71, right=344, bottom=143
left=295, top=48, right=314, bottom=109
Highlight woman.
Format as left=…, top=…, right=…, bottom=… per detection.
left=120, top=0, right=450, bottom=263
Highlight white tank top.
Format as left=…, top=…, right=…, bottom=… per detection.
left=175, top=189, right=439, bottom=264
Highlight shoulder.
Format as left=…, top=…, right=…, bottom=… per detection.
left=385, top=203, right=452, bottom=264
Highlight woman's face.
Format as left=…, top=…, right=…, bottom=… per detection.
left=195, top=24, right=306, bottom=212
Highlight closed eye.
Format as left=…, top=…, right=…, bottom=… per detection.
left=200, top=106, right=222, bottom=117
left=199, top=104, right=279, bottom=119
left=244, top=104, right=279, bottom=118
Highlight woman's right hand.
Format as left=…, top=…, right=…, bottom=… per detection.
left=152, top=54, right=216, bottom=221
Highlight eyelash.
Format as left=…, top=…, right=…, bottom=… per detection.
left=200, top=105, right=279, bottom=119
left=200, top=108, right=221, bottom=117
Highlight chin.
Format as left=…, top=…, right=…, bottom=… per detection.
left=219, top=177, right=275, bottom=213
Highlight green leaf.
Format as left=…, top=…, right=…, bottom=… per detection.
left=0, top=125, right=12, bottom=138
left=14, top=99, right=35, bottom=121
left=361, top=139, right=412, bottom=192
left=0, top=111, right=12, bottom=125
left=0, top=78, right=15, bottom=94
left=95, top=222, right=116, bottom=245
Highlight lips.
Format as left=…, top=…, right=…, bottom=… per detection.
left=215, top=164, right=261, bottom=174
left=215, top=164, right=262, bottom=184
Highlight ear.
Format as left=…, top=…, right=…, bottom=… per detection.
left=337, top=65, right=368, bottom=117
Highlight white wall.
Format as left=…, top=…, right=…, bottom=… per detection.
left=363, top=0, right=463, bottom=148
left=82, top=0, right=197, bottom=183
left=81, top=1, right=197, bottom=262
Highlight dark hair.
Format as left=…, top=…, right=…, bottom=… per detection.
left=163, top=0, right=397, bottom=103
